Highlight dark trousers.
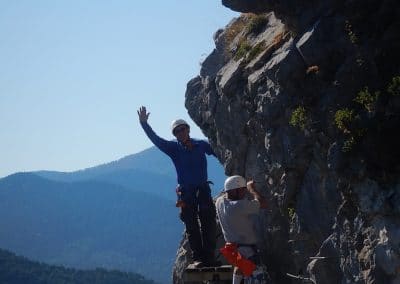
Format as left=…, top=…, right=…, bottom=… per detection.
left=179, top=183, right=216, bottom=262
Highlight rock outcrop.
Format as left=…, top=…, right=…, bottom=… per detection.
left=174, top=1, right=400, bottom=283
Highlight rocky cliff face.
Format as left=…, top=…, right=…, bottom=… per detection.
left=175, top=1, right=400, bottom=283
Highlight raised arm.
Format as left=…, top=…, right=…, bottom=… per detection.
left=246, top=180, right=267, bottom=209
left=137, top=106, right=175, bottom=155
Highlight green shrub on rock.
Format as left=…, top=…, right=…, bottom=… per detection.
left=234, top=40, right=252, bottom=61
left=387, top=76, right=400, bottom=96
left=335, top=108, right=354, bottom=132
left=354, top=87, right=379, bottom=112
left=342, top=136, right=356, bottom=152
left=290, top=106, right=307, bottom=130
left=246, top=15, right=267, bottom=35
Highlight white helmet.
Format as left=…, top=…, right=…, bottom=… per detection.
left=224, top=175, right=246, bottom=191
left=171, top=119, right=189, bottom=134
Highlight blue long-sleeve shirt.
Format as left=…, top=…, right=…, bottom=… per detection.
left=140, top=122, right=216, bottom=186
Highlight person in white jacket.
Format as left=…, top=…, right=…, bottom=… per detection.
left=215, top=175, right=268, bottom=284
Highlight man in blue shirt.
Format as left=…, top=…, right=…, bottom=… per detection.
left=137, top=106, right=218, bottom=268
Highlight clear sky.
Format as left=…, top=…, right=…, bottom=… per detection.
left=0, top=1, right=238, bottom=178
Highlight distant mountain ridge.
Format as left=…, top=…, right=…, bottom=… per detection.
left=36, top=147, right=175, bottom=181
left=0, top=248, right=155, bottom=284
left=0, top=172, right=180, bottom=283
left=0, top=146, right=225, bottom=283
left=35, top=145, right=226, bottom=200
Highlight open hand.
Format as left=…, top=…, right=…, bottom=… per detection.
left=137, top=106, right=150, bottom=123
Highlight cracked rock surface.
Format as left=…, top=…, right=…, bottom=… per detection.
left=174, top=1, right=400, bottom=283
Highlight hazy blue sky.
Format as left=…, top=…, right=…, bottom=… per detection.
left=0, top=1, right=238, bottom=177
